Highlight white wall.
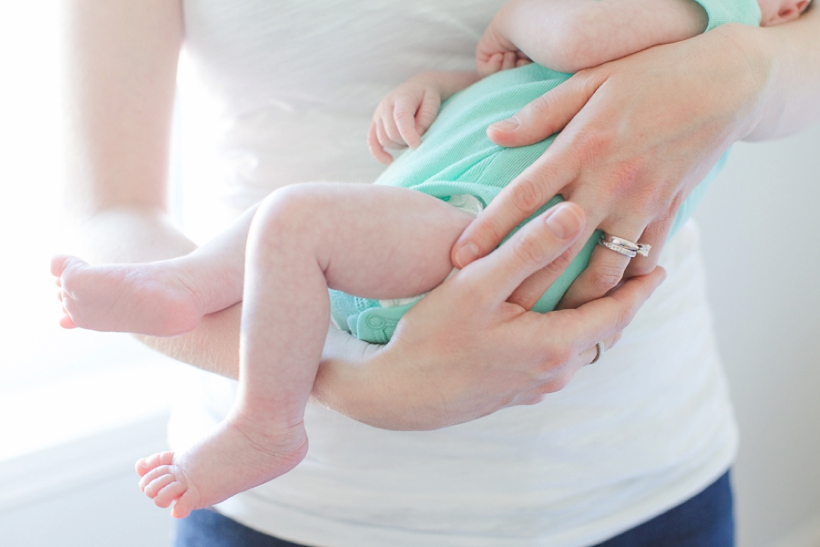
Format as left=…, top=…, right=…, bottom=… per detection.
left=0, top=417, right=175, bottom=547
left=696, top=124, right=820, bottom=546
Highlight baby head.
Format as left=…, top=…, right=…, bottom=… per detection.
left=757, top=0, right=811, bottom=26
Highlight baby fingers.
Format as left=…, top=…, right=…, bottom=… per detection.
left=367, top=123, right=393, bottom=165
left=393, top=96, right=423, bottom=149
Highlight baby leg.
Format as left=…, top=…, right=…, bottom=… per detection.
left=137, top=182, right=475, bottom=517
left=52, top=205, right=259, bottom=336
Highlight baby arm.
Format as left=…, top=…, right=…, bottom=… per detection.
left=477, top=0, right=709, bottom=75
left=368, top=71, right=479, bottom=164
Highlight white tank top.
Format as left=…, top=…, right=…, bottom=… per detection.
left=171, top=1, right=738, bottom=545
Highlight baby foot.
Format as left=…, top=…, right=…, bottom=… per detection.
left=136, top=414, right=308, bottom=519
left=51, top=255, right=205, bottom=336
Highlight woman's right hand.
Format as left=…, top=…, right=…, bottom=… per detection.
left=313, top=202, right=666, bottom=430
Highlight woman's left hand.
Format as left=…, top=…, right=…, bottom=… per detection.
left=450, top=24, right=772, bottom=310
left=313, top=203, right=666, bottom=431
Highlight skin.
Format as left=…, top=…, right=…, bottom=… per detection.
left=370, top=0, right=709, bottom=159
left=60, top=0, right=820, bottom=435
left=452, top=6, right=820, bottom=313
left=759, top=0, right=811, bottom=26
left=475, top=0, right=709, bottom=75
left=60, top=0, right=662, bottom=436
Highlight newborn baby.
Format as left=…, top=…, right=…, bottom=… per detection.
left=53, top=0, right=809, bottom=519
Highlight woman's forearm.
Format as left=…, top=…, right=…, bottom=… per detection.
left=141, top=302, right=243, bottom=379
left=60, top=0, right=245, bottom=378
left=744, top=5, right=820, bottom=140
left=61, top=0, right=181, bottom=216
left=64, top=205, right=242, bottom=379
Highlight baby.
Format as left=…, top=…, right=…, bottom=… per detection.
left=52, top=0, right=809, bottom=519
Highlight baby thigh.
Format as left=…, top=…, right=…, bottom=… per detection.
left=272, top=182, right=474, bottom=300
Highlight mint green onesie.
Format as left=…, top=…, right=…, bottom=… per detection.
left=329, top=0, right=761, bottom=344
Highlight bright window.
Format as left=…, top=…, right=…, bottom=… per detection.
left=0, top=3, right=187, bottom=462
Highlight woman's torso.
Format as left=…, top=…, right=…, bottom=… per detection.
left=172, top=2, right=738, bottom=545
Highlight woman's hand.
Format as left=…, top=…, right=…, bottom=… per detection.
left=313, top=202, right=666, bottom=430
left=451, top=24, right=773, bottom=310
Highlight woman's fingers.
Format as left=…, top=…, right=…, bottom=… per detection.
left=515, top=331, right=622, bottom=406
left=578, top=331, right=622, bottom=368
left=624, top=217, right=672, bottom=278
left=463, top=202, right=585, bottom=302
left=451, top=145, right=581, bottom=269
left=558, top=216, right=646, bottom=309
left=559, top=209, right=673, bottom=309
left=554, top=267, right=666, bottom=353
left=486, top=70, right=603, bottom=148
left=506, top=269, right=664, bottom=405
left=450, top=73, right=607, bottom=269
left=506, top=221, right=598, bottom=310
left=525, top=268, right=665, bottom=392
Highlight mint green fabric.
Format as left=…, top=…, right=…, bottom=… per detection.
left=329, top=61, right=731, bottom=344
left=693, top=0, right=761, bottom=30
left=331, top=0, right=764, bottom=344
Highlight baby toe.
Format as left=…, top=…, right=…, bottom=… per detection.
left=170, top=491, right=198, bottom=520
left=144, top=473, right=176, bottom=498
left=50, top=255, right=71, bottom=278
left=137, top=451, right=176, bottom=475
left=154, top=481, right=187, bottom=509
left=59, top=315, right=77, bottom=329
left=139, top=465, right=174, bottom=490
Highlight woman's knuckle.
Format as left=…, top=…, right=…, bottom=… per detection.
left=541, top=377, right=568, bottom=393
left=629, top=260, right=655, bottom=276
left=541, top=346, right=573, bottom=372
left=540, top=248, right=575, bottom=278
left=510, top=179, right=546, bottom=215
left=588, top=264, right=623, bottom=292
left=471, top=285, right=496, bottom=310
left=531, top=94, right=553, bottom=117
left=451, top=275, right=487, bottom=307
left=611, top=159, right=643, bottom=189
left=613, top=305, right=635, bottom=332
left=575, top=130, right=614, bottom=160
left=556, top=345, right=575, bottom=366
left=523, top=394, right=547, bottom=405
left=512, top=235, right=546, bottom=266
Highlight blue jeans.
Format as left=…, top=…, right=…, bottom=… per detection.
left=175, top=471, right=733, bottom=547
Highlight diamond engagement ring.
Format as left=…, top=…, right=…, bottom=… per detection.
left=589, top=341, right=605, bottom=365
left=598, top=233, right=651, bottom=258
left=599, top=239, right=637, bottom=258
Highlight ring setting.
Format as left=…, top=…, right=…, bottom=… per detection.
left=598, top=233, right=651, bottom=258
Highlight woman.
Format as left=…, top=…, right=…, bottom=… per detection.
left=61, top=0, right=820, bottom=545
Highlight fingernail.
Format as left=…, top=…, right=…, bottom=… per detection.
left=490, top=117, right=520, bottom=133
left=545, top=203, right=582, bottom=239
left=453, top=241, right=479, bottom=268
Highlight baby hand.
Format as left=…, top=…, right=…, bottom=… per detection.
left=475, top=15, right=532, bottom=78
left=367, top=75, right=443, bottom=165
